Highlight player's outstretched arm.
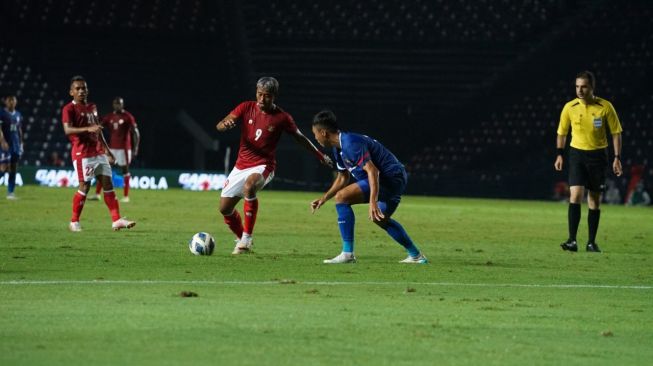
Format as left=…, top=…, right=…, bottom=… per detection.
left=292, top=130, right=333, bottom=168
left=216, top=114, right=239, bottom=132
left=311, top=171, right=350, bottom=213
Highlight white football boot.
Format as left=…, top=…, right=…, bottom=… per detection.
left=112, top=217, right=136, bottom=231
left=232, top=236, right=253, bottom=254
left=69, top=221, right=82, bottom=232
left=87, top=194, right=100, bottom=201
left=6, top=193, right=18, bottom=200
left=120, top=197, right=130, bottom=203
left=399, top=254, right=428, bottom=264
left=323, top=252, right=357, bottom=264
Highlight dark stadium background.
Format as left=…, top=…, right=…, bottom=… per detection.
left=1, top=0, right=651, bottom=199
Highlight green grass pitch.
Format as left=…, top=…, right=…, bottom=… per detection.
left=1, top=186, right=652, bottom=365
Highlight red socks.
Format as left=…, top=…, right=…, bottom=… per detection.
left=223, top=210, right=244, bottom=239
left=103, top=190, right=121, bottom=221
left=222, top=197, right=259, bottom=239
left=71, top=190, right=87, bottom=222
left=123, top=174, right=130, bottom=198
left=243, top=197, right=259, bottom=236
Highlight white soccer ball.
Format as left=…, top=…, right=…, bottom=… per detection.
left=188, top=232, right=215, bottom=256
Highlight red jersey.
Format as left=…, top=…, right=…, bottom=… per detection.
left=101, top=110, right=137, bottom=149
left=230, top=101, right=298, bottom=171
left=61, top=101, right=104, bottom=159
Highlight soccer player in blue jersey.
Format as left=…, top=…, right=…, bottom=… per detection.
left=0, top=95, right=24, bottom=199
left=310, top=110, right=427, bottom=264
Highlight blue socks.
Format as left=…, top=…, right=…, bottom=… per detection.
left=384, top=219, right=420, bottom=257
left=335, top=203, right=355, bottom=253
left=336, top=203, right=420, bottom=257
left=8, top=171, right=16, bottom=194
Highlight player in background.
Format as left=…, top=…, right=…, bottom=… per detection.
left=62, top=75, right=135, bottom=232
left=90, top=97, right=140, bottom=202
left=310, top=110, right=427, bottom=264
left=555, top=71, right=623, bottom=252
left=0, top=95, right=24, bottom=199
left=216, top=76, right=333, bottom=254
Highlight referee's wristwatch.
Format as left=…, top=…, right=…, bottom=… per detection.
left=614, top=155, right=620, bottom=160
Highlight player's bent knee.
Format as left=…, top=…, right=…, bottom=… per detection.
left=243, top=184, right=258, bottom=197
left=219, top=204, right=236, bottom=216
left=79, top=181, right=91, bottom=193
left=373, top=218, right=390, bottom=229
left=334, top=190, right=353, bottom=204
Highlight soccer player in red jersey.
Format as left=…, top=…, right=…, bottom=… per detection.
left=216, top=77, right=333, bottom=254
left=61, top=76, right=135, bottom=232
left=91, top=97, right=140, bottom=203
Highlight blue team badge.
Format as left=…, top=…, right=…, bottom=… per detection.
left=593, top=117, right=602, bottom=128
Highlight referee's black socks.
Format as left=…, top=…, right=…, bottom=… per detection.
left=588, top=209, right=601, bottom=244
left=568, top=203, right=581, bottom=242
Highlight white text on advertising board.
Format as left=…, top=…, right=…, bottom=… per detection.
left=178, top=173, right=226, bottom=191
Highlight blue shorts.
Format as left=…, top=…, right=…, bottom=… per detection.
left=0, top=148, right=20, bottom=164
left=356, top=170, right=407, bottom=217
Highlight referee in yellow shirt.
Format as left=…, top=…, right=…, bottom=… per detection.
left=554, top=71, right=623, bottom=253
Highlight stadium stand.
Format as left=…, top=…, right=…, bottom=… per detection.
left=5, top=0, right=221, bottom=34
left=1, top=0, right=651, bottom=199
left=405, top=1, right=653, bottom=198
left=0, top=46, right=69, bottom=167
left=240, top=0, right=567, bottom=112
left=250, top=0, right=563, bottom=44
left=0, top=1, right=236, bottom=169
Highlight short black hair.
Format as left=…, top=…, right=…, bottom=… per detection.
left=576, top=70, right=596, bottom=89
left=70, top=75, right=86, bottom=86
left=312, top=110, right=339, bottom=133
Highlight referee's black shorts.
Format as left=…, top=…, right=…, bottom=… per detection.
left=568, top=147, right=608, bottom=192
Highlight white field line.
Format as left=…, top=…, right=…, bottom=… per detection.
left=0, top=280, right=651, bottom=290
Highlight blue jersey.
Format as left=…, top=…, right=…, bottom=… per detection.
left=333, top=132, right=405, bottom=182
left=0, top=108, right=22, bottom=153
